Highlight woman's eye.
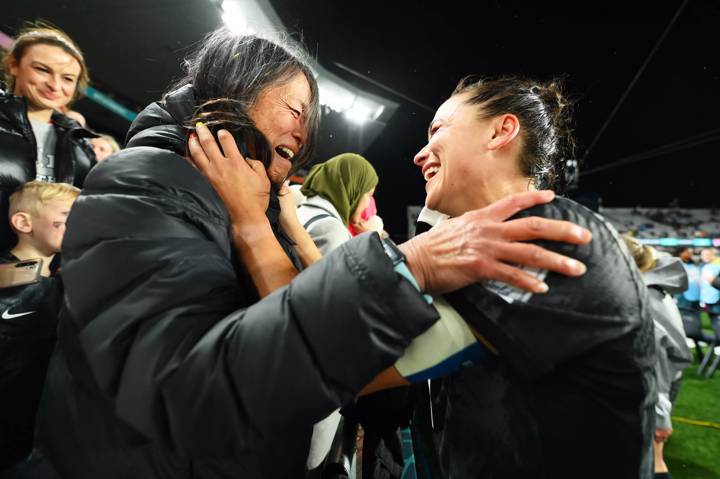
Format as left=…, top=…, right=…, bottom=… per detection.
left=290, top=107, right=301, bottom=118
left=53, top=222, right=64, bottom=228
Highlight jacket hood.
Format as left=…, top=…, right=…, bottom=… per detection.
left=643, top=253, right=688, bottom=294
left=125, top=84, right=196, bottom=155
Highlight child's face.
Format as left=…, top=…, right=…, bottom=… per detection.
left=30, top=198, right=75, bottom=254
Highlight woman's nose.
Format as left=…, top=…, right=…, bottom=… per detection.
left=46, top=76, right=59, bottom=90
left=413, top=145, right=430, bottom=166
left=292, top=119, right=306, bottom=147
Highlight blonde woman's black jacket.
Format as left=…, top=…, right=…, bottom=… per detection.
left=32, top=86, right=439, bottom=479
left=0, top=91, right=97, bottom=250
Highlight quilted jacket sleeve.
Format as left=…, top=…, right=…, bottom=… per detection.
left=445, top=198, right=653, bottom=378
left=59, top=147, right=439, bottom=456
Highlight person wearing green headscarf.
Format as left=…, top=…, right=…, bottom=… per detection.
left=294, top=153, right=379, bottom=471
left=297, top=153, right=378, bottom=255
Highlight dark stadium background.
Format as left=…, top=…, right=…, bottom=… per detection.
left=3, top=0, right=718, bottom=238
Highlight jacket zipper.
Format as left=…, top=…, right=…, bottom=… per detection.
left=18, top=99, right=39, bottom=179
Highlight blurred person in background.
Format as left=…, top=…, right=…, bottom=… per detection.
left=700, top=248, right=720, bottom=314
left=0, top=22, right=96, bottom=251
left=0, top=181, right=79, bottom=474
left=699, top=249, right=720, bottom=371
left=90, top=133, right=120, bottom=161
left=348, top=195, right=386, bottom=238
left=58, top=106, right=86, bottom=128
left=296, top=152, right=378, bottom=254
left=675, top=247, right=699, bottom=310
left=295, top=153, right=402, bottom=477
left=625, top=237, right=692, bottom=479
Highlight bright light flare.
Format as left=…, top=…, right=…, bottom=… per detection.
left=222, top=0, right=251, bottom=34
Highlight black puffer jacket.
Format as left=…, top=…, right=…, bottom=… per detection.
left=426, top=199, right=656, bottom=479
left=0, top=91, right=97, bottom=251
left=0, top=254, right=63, bottom=470
left=33, top=86, right=438, bottom=479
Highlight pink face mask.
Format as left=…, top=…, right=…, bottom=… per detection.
left=361, top=196, right=377, bottom=221
left=348, top=196, right=378, bottom=237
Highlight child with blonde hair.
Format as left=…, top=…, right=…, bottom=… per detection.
left=6, top=180, right=80, bottom=276
left=1, top=181, right=80, bottom=471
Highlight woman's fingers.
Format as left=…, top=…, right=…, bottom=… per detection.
left=498, top=217, right=592, bottom=244
left=246, top=159, right=267, bottom=176
left=278, top=180, right=290, bottom=196
left=187, top=133, right=209, bottom=172
left=494, top=241, right=587, bottom=278
left=216, top=129, right=246, bottom=164
left=194, top=122, right=225, bottom=162
left=480, top=260, right=550, bottom=294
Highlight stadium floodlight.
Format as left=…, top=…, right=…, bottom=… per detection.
left=218, top=0, right=398, bottom=125
left=344, top=104, right=372, bottom=124
left=221, top=1, right=251, bottom=34
left=343, top=95, right=385, bottom=125
left=316, top=77, right=356, bottom=114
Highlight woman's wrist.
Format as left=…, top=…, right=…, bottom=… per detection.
left=397, top=237, right=428, bottom=292
left=231, top=218, right=275, bottom=250
left=284, top=221, right=322, bottom=266
left=294, top=240, right=322, bottom=266
left=230, top=218, right=299, bottom=297
left=279, top=213, right=303, bottom=238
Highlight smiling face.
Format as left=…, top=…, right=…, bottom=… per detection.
left=249, top=72, right=311, bottom=185
left=413, top=94, right=493, bottom=217
left=413, top=93, right=529, bottom=217
left=9, top=44, right=81, bottom=114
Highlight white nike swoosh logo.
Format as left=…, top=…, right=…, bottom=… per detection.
left=2, top=309, right=36, bottom=319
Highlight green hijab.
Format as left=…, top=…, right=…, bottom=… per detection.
left=301, top=153, right=379, bottom=226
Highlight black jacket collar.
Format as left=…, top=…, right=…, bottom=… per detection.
left=0, top=90, right=95, bottom=137
left=125, top=84, right=195, bottom=155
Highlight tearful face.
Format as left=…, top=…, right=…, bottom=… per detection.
left=249, top=73, right=312, bottom=185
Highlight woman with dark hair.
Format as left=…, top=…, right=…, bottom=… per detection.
left=0, top=22, right=97, bottom=251
left=34, top=26, right=592, bottom=479
left=395, top=77, right=656, bottom=479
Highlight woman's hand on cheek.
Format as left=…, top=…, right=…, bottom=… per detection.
left=188, top=123, right=270, bottom=225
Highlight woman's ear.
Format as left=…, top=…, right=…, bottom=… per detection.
left=487, top=114, right=520, bottom=151
left=7, top=54, right=19, bottom=78
left=10, top=212, right=33, bottom=234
